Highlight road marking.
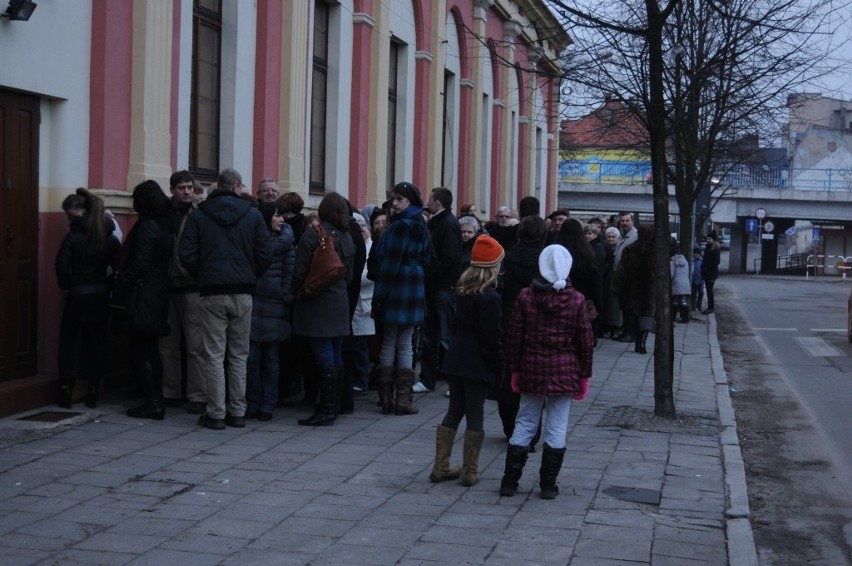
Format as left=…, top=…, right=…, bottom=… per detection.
left=753, top=328, right=797, bottom=331
left=810, top=329, right=846, bottom=333
left=795, top=337, right=844, bottom=357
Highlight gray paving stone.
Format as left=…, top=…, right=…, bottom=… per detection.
left=53, top=503, right=137, bottom=526
left=313, top=541, right=408, bottom=565
left=488, top=540, right=575, bottom=562
left=125, top=548, right=222, bottom=566
left=0, top=546, right=53, bottom=566
left=220, top=548, right=314, bottom=566
left=159, top=532, right=251, bottom=555
left=105, top=516, right=195, bottom=537
left=73, top=532, right=166, bottom=553
left=50, top=547, right=139, bottom=564
left=3, top=532, right=74, bottom=551
left=573, top=535, right=651, bottom=562
left=15, top=518, right=101, bottom=542
left=404, top=540, right=493, bottom=562
left=653, top=537, right=728, bottom=562
left=64, top=470, right=136, bottom=488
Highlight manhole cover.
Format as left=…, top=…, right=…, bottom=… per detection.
left=18, top=411, right=83, bottom=423
left=597, top=406, right=721, bottom=436
left=602, top=485, right=661, bottom=505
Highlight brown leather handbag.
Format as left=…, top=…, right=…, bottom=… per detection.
left=297, top=224, right=345, bottom=299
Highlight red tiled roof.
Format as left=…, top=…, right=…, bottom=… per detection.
left=561, top=99, right=649, bottom=150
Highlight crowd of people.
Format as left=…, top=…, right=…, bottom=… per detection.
left=55, top=168, right=719, bottom=499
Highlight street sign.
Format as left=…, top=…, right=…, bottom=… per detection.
left=764, top=220, right=775, bottom=233
left=813, top=227, right=821, bottom=242
left=745, top=218, right=758, bottom=233
left=785, top=226, right=796, bottom=236
left=755, top=207, right=767, bottom=219
left=761, top=234, right=775, bottom=240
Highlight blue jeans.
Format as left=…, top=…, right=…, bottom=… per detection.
left=509, top=395, right=572, bottom=449
left=308, top=336, right=344, bottom=368
left=344, top=335, right=370, bottom=390
left=419, top=289, right=456, bottom=388
left=247, top=341, right=280, bottom=413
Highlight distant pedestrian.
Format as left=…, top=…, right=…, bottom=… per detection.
left=611, top=225, right=655, bottom=354
left=691, top=247, right=704, bottom=311
left=431, top=235, right=505, bottom=487
left=670, top=241, right=690, bottom=323
left=500, top=245, right=594, bottom=500
left=701, top=231, right=721, bottom=314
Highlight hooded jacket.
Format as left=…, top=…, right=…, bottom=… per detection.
left=670, top=253, right=691, bottom=295
left=178, top=190, right=272, bottom=296
left=507, top=278, right=594, bottom=397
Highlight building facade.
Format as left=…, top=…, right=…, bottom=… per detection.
left=0, top=0, right=568, bottom=415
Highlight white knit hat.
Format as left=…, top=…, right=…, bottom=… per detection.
left=538, top=245, right=573, bottom=291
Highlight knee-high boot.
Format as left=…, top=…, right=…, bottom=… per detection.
left=639, top=330, right=650, bottom=354
left=126, top=361, right=165, bottom=420
left=499, top=444, right=530, bottom=496
left=461, top=430, right=485, bottom=487
left=299, top=365, right=337, bottom=426
left=375, top=366, right=395, bottom=415
left=539, top=443, right=566, bottom=499
left=394, top=367, right=419, bottom=415
left=430, top=425, right=462, bottom=482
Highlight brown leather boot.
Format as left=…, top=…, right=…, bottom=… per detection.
left=375, top=366, right=395, bottom=415
left=430, top=425, right=462, bottom=482
left=393, top=367, right=419, bottom=415
left=461, top=430, right=485, bottom=486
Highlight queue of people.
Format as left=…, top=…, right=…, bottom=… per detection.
left=55, top=174, right=715, bottom=498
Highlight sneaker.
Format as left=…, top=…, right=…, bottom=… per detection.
left=412, top=382, right=432, bottom=393
left=187, top=401, right=206, bottom=415
left=225, top=414, right=245, bottom=428
left=197, top=414, right=226, bottom=430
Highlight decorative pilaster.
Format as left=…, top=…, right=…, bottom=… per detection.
left=126, top=0, right=174, bottom=191
left=278, top=1, right=311, bottom=192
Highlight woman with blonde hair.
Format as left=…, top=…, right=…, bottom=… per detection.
left=430, top=235, right=505, bottom=487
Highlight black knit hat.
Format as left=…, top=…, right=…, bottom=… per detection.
left=392, top=182, right=423, bottom=208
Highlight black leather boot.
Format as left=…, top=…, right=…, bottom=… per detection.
left=299, top=366, right=336, bottom=426
left=638, top=330, right=650, bottom=354
left=85, top=381, right=99, bottom=409
left=58, top=386, right=73, bottom=409
left=539, top=443, right=566, bottom=499
left=499, top=444, right=530, bottom=496
left=126, top=360, right=165, bottom=420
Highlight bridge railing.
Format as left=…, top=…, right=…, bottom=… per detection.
left=558, top=159, right=852, bottom=191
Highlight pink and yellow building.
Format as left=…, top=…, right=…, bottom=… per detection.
left=0, top=0, right=568, bottom=415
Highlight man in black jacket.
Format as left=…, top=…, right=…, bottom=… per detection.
left=179, top=168, right=272, bottom=430
left=416, top=187, right=462, bottom=392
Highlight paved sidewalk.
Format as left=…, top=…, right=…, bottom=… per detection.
left=0, top=316, right=756, bottom=565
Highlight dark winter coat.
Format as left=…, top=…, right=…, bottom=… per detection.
left=291, top=221, right=355, bottom=338
left=165, top=199, right=198, bottom=291
left=426, top=209, right=462, bottom=291
left=112, top=216, right=172, bottom=336
left=507, top=279, right=594, bottom=397
left=500, top=241, right=544, bottom=329
left=285, top=213, right=307, bottom=246
left=441, top=287, right=504, bottom=387
left=250, top=225, right=296, bottom=343
left=369, top=210, right=431, bottom=326
left=347, top=216, right=367, bottom=322
left=611, top=237, right=655, bottom=316
left=179, top=190, right=272, bottom=296
left=55, top=215, right=121, bottom=295
left=568, top=259, right=602, bottom=319
left=701, top=241, right=721, bottom=282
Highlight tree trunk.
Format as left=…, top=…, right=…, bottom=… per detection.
left=646, top=2, right=677, bottom=419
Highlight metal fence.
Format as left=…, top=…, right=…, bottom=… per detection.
left=558, top=159, right=852, bottom=191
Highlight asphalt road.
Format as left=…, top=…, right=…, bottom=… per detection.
left=720, top=275, right=852, bottom=473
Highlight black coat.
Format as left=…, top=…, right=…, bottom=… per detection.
left=426, top=209, right=462, bottom=291
left=113, top=216, right=172, bottom=336
left=347, top=216, right=367, bottom=322
left=441, top=287, right=504, bottom=387
left=55, top=215, right=121, bottom=294
left=179, top=190, right=272, bottom=296
left=501, top=241, right=543, bottom=329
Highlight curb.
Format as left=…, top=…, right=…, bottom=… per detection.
left=708, top=314, right=759, bottom=566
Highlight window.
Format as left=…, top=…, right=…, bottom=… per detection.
left=386, top=41, right=400, bottom=189
left=309, top=1, right=329, bottom=194
left=190, top=0, right=221, bottom=182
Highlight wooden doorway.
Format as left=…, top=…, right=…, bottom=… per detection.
left=0, top=90, right=40, bottom=382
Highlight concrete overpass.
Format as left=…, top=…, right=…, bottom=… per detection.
left=558, top=181, right=852, bottom=273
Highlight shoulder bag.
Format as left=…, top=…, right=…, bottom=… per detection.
left=297, top=224, right=346, bottom=299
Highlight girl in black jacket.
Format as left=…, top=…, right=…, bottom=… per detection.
left=55, top=189, right=121, bottom=408
left=430, top=235, right=505, bottom=487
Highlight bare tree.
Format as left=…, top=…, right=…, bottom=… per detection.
left=542, top=0, right=845, bottom=417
